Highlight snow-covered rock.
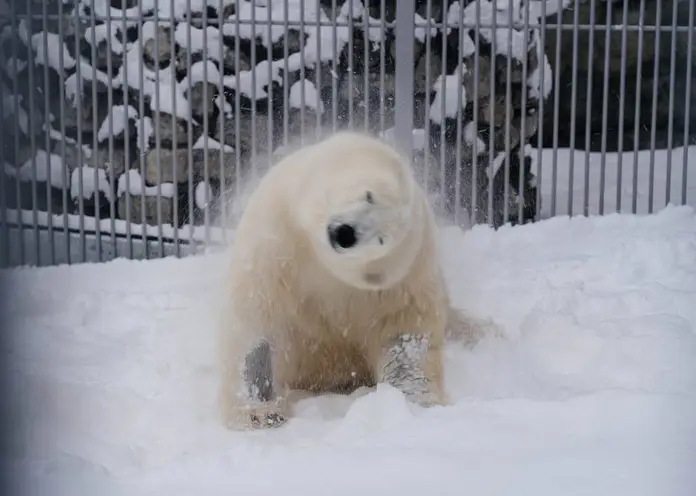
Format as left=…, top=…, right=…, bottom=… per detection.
left=2, top=0, right=569, bottom=230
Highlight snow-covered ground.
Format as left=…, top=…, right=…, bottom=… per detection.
left=3, top=199, right=696, bottom=495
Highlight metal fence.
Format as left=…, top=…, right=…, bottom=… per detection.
left=0, top=0, right=694, bottom=268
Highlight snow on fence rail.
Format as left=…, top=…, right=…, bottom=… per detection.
left=0, top=0, right=694, bottom=267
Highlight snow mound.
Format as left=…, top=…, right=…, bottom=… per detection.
left=2, top=206, right=696, bottom=495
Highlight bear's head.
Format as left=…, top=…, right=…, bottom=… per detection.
left=295, top=132, right=426, bottom=291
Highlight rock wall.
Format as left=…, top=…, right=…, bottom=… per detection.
left=0, top=0, right=568, bottom=233
left=535, top=0, right=696, bottom=152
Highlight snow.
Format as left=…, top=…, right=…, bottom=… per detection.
left=429, top=65, right=468, bottom=124
left=193, top=135, right=234, bottom=152
left=4, top=204, right=696, bottom=495
left=414, top=13, right=440, bottom=43
left=530, top=145, right=696, bottom=218
left=70, top=166, right=113, bottom=201
left=117, top=169, right=177, bottom=198
left=195, top=180, right=213, bottom=209
left=446, top=1, right=528, bottom=61
left=289, top=80, right=324, bottom=113
left=135, top=117, right=154, bottom=152
left=97, top=105, right=139, bottom=143
left=5, top=150, right=67, bottom=189
left=528, top=30, right=553, bottom=100
left=174, top=24, right=225, bottom=63
left=464, top=121, right=487, bottom=152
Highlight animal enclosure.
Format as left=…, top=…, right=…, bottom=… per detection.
left=0, top=0, right=694, bottom=267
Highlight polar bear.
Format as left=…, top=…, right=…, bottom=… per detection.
left=217, top=131, right=471, bottom=430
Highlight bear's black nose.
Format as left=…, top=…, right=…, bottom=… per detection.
left=328, top=223, right=358, bottom=251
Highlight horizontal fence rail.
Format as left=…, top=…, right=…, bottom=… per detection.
left=0, top=0, right=694, bottom=268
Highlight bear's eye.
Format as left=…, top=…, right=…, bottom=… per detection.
left=365, top=191, right=374, bottom=204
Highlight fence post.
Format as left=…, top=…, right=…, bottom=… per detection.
left=393, top=0, right=416, bottom=155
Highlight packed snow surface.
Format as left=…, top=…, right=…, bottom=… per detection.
left=3, top=206, right=696, bottom=496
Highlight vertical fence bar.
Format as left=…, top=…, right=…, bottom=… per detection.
left=347, top=0, right=355, bottom=129
left=265, top=1, right=274, bottom=168
left=664, top=0, right=679, bottom=207
left=535, top=2, right=547, bottom=222
left=250, top=2, right=257, bottom=180
left=216, top=0, right=226, bottom=244
left=379, top=0, right=386, bottom=136
left=202, top=2, right=211, bottom=243
left=41, top=1, right=55, bottom=265
left=89, top=1, right=102, bottom=262
left=565, top=1, right=579, bottom=216
left=423, top=0, right=432, bottom=208
left=25, top=1, right=40, bottom=264
left=154, top=0, right=166, bottom=252
left=438, top=1, right=446, bottom=224
left=299, top=0, right=307, bottom=143
left=283, top=0, right=290, bottom=147
left=0, top=48, right=6, bottom=267
left=502, top=0, right=514, bottom=226
left=363, top=0, right=370, bottom=135
left=454, top=4, right=464, bottom=225
left=122, top=2, right=133, bottom=259
left=315, top=0, right=322, bottom=141
left=471, top=0, right=481, bottom=225
left=518, top=0, right=531, bottom=225
left=550, top=0, right=563, bottom=218
left=488, top=1, right=497, bottom=224
left=630, top=0, right=647, bottom=214
left=582, top=0, right=597, bottom=217
left=57, top=0, right=70, bottom=263
left=72, top=2, right=86, bottom=260
left=394, top=0, right=414, bottom=155
left=233, top=1, right=242, bottom=201
left=682, top=0, right=694, bottom=204
left=9, top=3, right=23, bottom=264
left=647, top=0, right=662, bottom=214
left=616, top=0, right=629, bottom=213
left=331, top=0, right=338, bottom=132
left=137, top=0, right=149, bottom=257
left=105, top=4, right=117, bottom=259
left=598, top=3, right=612, bottom=215
left=186, top=0, right=195, bottom=250
left=171, top=1, right=181, bottom=254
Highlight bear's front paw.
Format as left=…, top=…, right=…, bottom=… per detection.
left=379, top=334, right=447, bottom=408
left=222, top=397, right=288, bottom=431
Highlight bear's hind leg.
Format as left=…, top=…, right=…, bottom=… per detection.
left=219, top=338, right=288, bottom=430
left=376, top=334, right=447, bottom=407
